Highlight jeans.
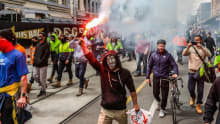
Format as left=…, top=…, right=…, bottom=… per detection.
left=153, top=77, right=169, bottom=110
left=188, top=73, right=204, bottom=104
left=33, top=66, right=48, bottom=92
left=75, top=62, right=87, bottom=88
left=57, top=60, right=73, bottom=81
left=136, top=52, right=147, bottom=75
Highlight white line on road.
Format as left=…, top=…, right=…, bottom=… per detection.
left=149, top=100, right=157, bottom=118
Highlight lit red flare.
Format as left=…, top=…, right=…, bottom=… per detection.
left=83, top=14, right=108, bottom=36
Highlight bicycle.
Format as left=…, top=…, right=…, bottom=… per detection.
left=162, top=77, right=184, bottom=124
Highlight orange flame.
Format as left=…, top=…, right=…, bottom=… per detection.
left=83, top=14, right=108, bottom=36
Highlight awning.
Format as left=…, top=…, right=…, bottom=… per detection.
left=49, top=12, right=72, bottom=19
left=0, top=10, right=18, bottom=15
left=200, top=14, right=220, bottom=25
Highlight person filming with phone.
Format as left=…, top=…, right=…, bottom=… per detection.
left=182, top=35, right=211, bottom=114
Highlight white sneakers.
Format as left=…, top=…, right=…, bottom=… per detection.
left=159, top=109, right=165, bottom=118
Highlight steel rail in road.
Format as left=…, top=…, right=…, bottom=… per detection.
left=59, top=70, right=137, bottom=124
left=30, top=59, right=128, bottom=105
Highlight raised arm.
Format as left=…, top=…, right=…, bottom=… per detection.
left=79, top=38, right=103, bottom=71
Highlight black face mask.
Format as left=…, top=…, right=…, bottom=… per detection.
left=32, top=42, right=38, bottom=46
left=61, top=39, right=66, bottom=43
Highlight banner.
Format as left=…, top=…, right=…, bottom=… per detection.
left=0, top=22, right=84, bottom=47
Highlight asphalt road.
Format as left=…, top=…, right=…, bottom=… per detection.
left=26, top=57, right=218, bottom=124
left=67, top=60, right=217, bottom=124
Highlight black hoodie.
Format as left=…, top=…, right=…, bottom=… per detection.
left=33, top=40, right=50, bottom=67
left=85, top=51, right=136, bottom=110
left=204, top=77, right=220, bottom=123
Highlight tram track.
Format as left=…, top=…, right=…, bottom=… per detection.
left=30, top=59, right=128, bottom=105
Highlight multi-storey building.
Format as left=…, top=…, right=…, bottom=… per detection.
left=212, top=0, right=220, bottom=16
left=0, top=0, right=100, bottom=24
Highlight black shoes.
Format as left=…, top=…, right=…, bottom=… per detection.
left=37, top=91, right=46, bottom=97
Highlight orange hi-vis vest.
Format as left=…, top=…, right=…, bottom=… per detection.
left=29, top=46, right=36, bottom=65
left=173, top=36, right=187, bottom=47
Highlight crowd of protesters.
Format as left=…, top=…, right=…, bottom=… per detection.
left=1, top=24, right=220, bottom=124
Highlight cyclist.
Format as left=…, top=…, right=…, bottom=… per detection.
left=146, top=39, right=179, bottom=118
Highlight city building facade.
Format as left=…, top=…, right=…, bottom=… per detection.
left=0, top=0, right=100, bottom=24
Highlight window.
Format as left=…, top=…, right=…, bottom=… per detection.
left=35, top=13, right=46, bottom=19
left=62, top=0, right=66, bottom=5
left=49, top=0, right=58, bottom=3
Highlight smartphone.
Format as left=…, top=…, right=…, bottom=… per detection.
left=191, top=41, right=197, bottom=45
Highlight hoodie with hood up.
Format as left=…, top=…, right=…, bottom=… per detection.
left=85, top=51, right=135, bottom=110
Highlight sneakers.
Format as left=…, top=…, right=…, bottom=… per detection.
left=37, top=91, right=46, bottom=97
left=196, top=104, right=203, bottom=114
left=190, top=97, right=195, bottom=106
left=159, top=109, right=165, bottom=118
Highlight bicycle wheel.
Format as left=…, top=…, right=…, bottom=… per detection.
left=170, top=96, right=177, bottom=124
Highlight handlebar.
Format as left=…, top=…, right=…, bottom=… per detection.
left=162, top=77, right=184, bottom=88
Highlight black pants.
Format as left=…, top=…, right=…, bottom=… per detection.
left=153, top=77, right=169, bottom=110
left=51, top=52, right=59, bottom=77
left=177, top=46, right=185, bottom=63
left=216, top=112, right=220, bottom=124
left=1, top=97, right=14, bottom=124
left=57, top=60, right=73, bottom=81
left=29, top=67, right=35, bottom=84
left=208, top=47, right=214, bottom=60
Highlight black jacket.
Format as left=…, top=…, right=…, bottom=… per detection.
left=33, top=41, right=50, bottom=67
left=85, top=51, right=136, bottom=110
left=146, top=50, right=178, bottom=79
left=204, top=77, right=220, bottom=123
left=204, top=37, right=216, bottom=49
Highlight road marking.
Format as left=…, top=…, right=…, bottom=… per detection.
left=149, top=100, right=157, bottom=116
left=126, top=80, right=146, bottom=104
left=126, top=74, right=157, bottom=118
left=126, top=74, right=153, bottom=104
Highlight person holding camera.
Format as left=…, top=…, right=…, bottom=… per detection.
left=182, top=35, right=211, bottom=114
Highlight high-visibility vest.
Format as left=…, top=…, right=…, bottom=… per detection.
left=173, top=36, right=187, bottom=47
left=59, top=42, right=73, bottom=53
left=29, top=46, right=36, bottom=64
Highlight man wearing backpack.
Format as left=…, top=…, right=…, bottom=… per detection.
left=182, top=35, right=211, bottom=114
